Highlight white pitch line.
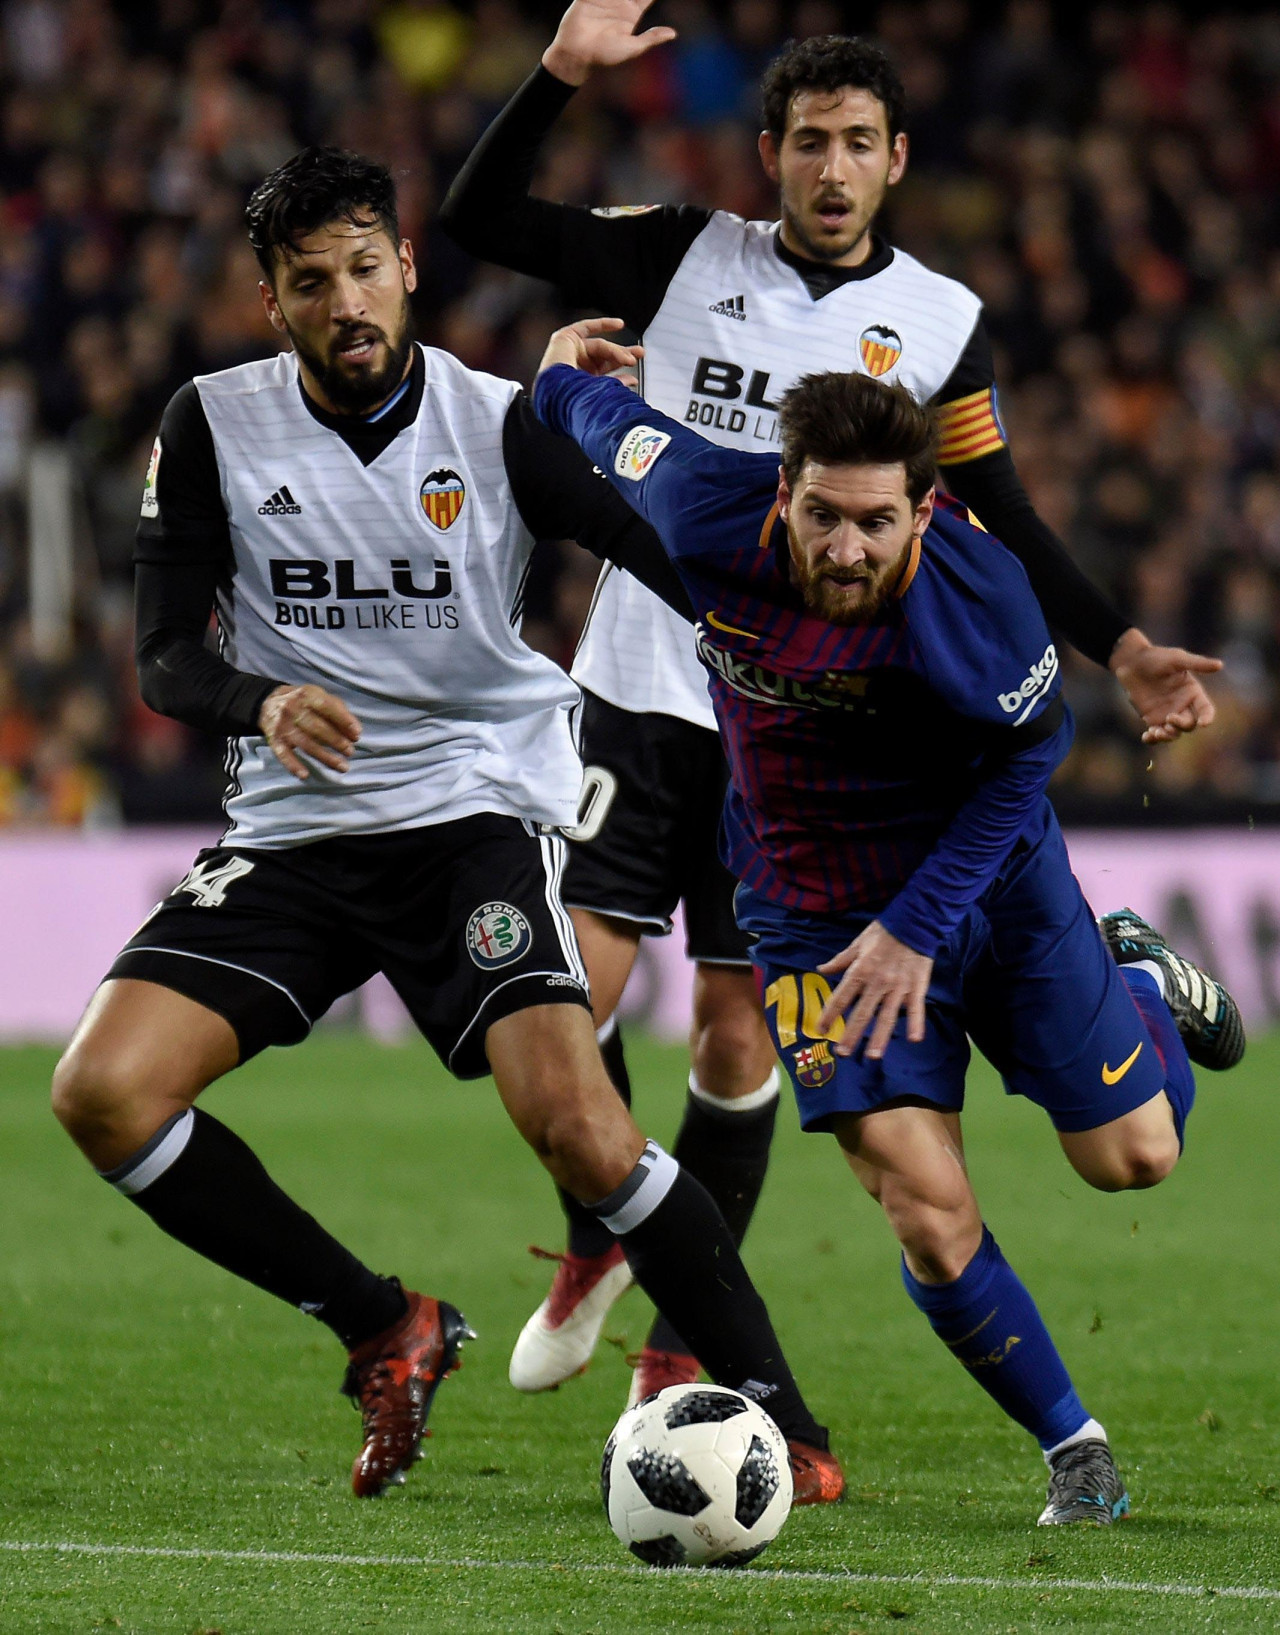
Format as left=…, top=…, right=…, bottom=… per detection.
left=2, top=1540, right=1279, bottom=1602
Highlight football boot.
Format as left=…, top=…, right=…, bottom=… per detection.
left=625, top=1346, right=700, bottom=1410
left=508, top=1243, right=634, bottom=1392
left=1099, top=907, right=1245, bottom=1070
left=1038, top=1438, right=1130, bottom=1526
left=787, top=1438, right=847, bottom=1505
left=342, top=1286, right=474, bottom=1497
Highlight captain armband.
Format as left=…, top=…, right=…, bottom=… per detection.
left=936, top=388, right=1008, bottom=465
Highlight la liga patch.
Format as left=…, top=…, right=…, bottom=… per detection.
left=615, top=425, right=671, bottom=482
left=140, top=435, right=161, bottom=519
left=466, top=901, right=533, bottom=969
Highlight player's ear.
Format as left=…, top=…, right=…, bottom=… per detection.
left=913, top=485, right=935, bottom=538
left=888, top=130, right=908, bottom=187
left=758, top=129, right=780, bottom=184
left=399, top=238, right=418, bottom=294
left=259, top=279, right=288, bottom=337
left=776, top=466, right=791, bottom=521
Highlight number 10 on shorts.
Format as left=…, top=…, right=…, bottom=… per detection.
left=763, top=971, right=845, bottom=1048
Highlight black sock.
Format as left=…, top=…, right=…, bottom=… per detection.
left=561, top=1018, right=633, bottom=1259
left=101, top=1108, right=407, bottom=1350
left=647, top=1079, right=779, bottom=1355
left=591, top=1141, right=826, bottom=1448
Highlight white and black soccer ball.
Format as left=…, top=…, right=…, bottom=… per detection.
left=601, top=1384, right=793, bottom=1567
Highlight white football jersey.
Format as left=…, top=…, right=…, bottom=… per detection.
left=571, top=213, right=982, bottom=729
left=197, top=347, right=582, bottom=847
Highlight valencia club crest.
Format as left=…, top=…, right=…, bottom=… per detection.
left=859, top=325, right=903, bottom=378
left=420, top=467, right=466, bottom=531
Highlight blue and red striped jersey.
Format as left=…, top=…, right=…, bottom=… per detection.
left=536, top=366, right=1072, bottom=955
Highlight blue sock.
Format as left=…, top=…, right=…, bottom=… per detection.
left=1120, top=966, right=1196, bottom=1147
left=902, top=1228, right=1089, bottom=1451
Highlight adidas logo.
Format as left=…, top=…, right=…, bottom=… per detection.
left=708, top=293, right=746, bottom=320
left=258, top=485, right=301, bottom=516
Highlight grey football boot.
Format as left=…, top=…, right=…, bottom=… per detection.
left=1038, top=1438, right=1131, bottom=1526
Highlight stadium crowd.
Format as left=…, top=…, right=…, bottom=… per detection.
left=0, top=0, right=1277, bottom=825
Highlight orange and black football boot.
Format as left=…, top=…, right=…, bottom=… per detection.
left=341, top=1285, right=474, bottom=1497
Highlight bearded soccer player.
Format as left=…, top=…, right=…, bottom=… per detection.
left=49, top=148, right=842, bottom=1504
left=533, top=316, right=1245, bottom=1523
left=439, top=3, right=1222, bottom=1408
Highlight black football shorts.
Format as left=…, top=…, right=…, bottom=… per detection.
left=107, top=814, right=590, bottom=1078
left=561, top=690, right=751, bottom=966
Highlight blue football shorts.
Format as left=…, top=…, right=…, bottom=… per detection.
left=738, top=805, right=1169, bottom=1134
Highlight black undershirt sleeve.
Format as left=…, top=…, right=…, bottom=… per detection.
left=439, top=66, right=712, bottom=333
left=134, top=382, right=280, bottom=737
left=934, top=321, right=1129, bottom=668
left=502, top=392, right=694, bottom=622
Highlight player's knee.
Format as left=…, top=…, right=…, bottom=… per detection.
left=882, top=1194, right=981, bottom=1284
left=1085, top=1131, right=1180, bottom=1192
left=51, top=1043, right=139, bottom=1149
left=690, top=986, right=772, bottom=1097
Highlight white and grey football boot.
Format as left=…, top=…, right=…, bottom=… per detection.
left=1099, top=908, right=1245, bottom=1071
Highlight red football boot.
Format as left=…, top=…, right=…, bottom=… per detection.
left=788, top=1438, right=846, bottom=1505
left=342, top=1288, right=474, bottom=1497
left=624, top=1346, right=701, bottom=1409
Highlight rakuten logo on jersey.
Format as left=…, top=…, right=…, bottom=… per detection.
left=998, top=643, right=1058, bottom=722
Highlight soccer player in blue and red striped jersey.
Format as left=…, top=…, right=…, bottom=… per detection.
left=533, top=317, right=1245, bottom=1525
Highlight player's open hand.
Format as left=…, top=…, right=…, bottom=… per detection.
left=816, top=921, right=933, bottom=1061
left=1109, top=627, right=1222, bottom=744
left=260, top=683, right=361, bottom=781
left=543, top=0, right=677, bottom=87
left=537, top=317, right=643, bottom=385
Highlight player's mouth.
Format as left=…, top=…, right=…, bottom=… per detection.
left=814, top=196, right=852, bottom=231
left=332, top=329, right=384, bottom=365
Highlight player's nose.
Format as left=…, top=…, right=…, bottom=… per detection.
left=827, top=528, right=867, bottom=566
left=328, top=274, right=368, bottom=322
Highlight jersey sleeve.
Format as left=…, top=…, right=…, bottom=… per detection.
left=134, top=382, right=280, bottom=737
left=532, top=365, right=772, bottom=561
left=438, top=67, right=712, bottom=332
left=932, top=318, right=1128, bottom=667
left=875, top=529, right=1073, bottom=956
left=501, top=392, right=693, bottom=621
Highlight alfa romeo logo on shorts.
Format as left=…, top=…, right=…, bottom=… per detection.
left=466, top=901, right=533, bottom=969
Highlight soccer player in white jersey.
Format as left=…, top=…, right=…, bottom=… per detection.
left=440, top=2, right=1223, bottom=1408
left=49, top=146, right=843, bottom=1505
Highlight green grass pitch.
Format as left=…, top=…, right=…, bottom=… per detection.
left=2, top=1029, right=1279, bottom=1633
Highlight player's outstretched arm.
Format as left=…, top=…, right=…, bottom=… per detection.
left=534, top=318, right=739, bottom=549
left=542, top=0, right=677, bottom=86
left=937, top=325, right=1222, bottom=742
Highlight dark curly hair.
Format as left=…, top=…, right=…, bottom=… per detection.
left=245, top=147, right=400, bottom=278
left=761, top=36, right=906, bottom=141
left=779, top=372, right=937, bottom=501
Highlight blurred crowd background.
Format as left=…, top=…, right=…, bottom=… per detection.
left=0, top=0, right=1277, bottom=827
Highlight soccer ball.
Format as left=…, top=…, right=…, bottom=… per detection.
left=601, top=1384, right=793, bottom=1567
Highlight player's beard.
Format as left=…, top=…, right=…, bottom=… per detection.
left=781, top=177, right=887, bottom=265
left=287, top=290, right=415, bottom=414
left=790, top=531, right=911, bottom=625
